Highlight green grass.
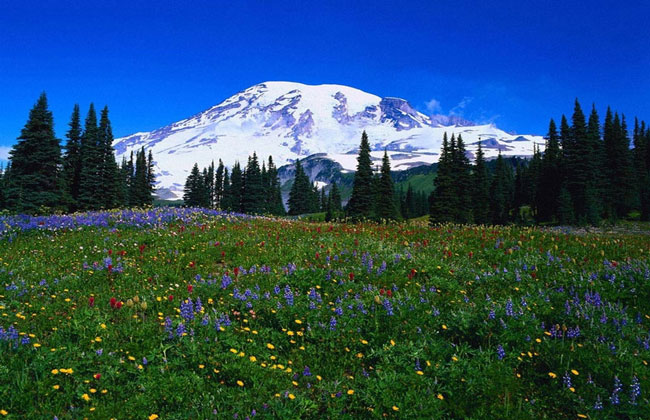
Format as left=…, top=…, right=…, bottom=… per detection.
left=0, top=209, right=649, bottom=419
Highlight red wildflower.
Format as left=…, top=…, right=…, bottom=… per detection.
left=386, top=289, right=393, bottom=298
left=349, top=273, right=355, bottom=281
left=187, top=284, right=193, bottom=293
left=168, top=295, right=174, bottom=302
left=234, top=267, right=240, bottom=277
left=109, top=297, right=117, bottom=308
left=380, top=288, right=385, bottom=295
left=89, top=296, right=95, bottom=307
left=115, top=301, right=123, bottom=309
left=94, top=373, right=101, bottom=380
left=139, top=244, right=146, bottom=255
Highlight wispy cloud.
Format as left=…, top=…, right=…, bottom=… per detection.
left=449, top=96, right=474, bottom=117
left=424, top=98, right=442, bottom=114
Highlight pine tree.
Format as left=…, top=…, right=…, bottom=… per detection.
left=205, top=161, right=215, bottom=208
left=78, top=104, right=102, bottom=210
left=320, top=188, right=327, bottom=212
left=221, top=168, right=231, bottom=211
left=146, top=150, right=156, bottom=205
left=215, top=160, right=224, bottom=209
left=130, top=148, right=150, bottom=207
left=603, top=111, right=635, bottom=220
left=375, top=151, right=399, bottom=220
left=453, top=134, right=472, bottom=223
left=472, top=140, right=490, bottom=224
left=242, top=153, right=264, bottom=214
left=183, top=163, right=208, bottom=207
left=557, top=184, right=575, bottom=225
left=266, top=156, right=285, bottom=215
left=7, top=93, right=62, bottom=213
left=429, top=133, right=456, bottom=224
left=538, top=119, right=562, bottom=222
left=97, top=106, right=121, bottom=209
left=489, top=153, right=514, bottom=225
left=347, top=131, right=375, bottom=221
left=62, top=104, right=82, bottom=211
left=126, top=151, right=135, bottom=206
left=288, top=159, right=311, bottom=215
left=331, top=182, right=342, bottom=211
left=229, top=162, right=243, bottom=212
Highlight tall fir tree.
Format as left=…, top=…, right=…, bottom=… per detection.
left=472, top=140, right=491, bottom=224
left=229, top=162, right=243, bottom=212
left=489, top=153, right=514, bottom=225
left=97, top=106, right=121, bottom=209
left=346, top=131, right=375, bottom=221
left=7, top=93, right=63, bottom=213
left=221, top=168, right=232, bottom=211
left=146, top=150, right=156, bottom=205
left=266, top=156, right=285, bottom=215
left=453, top=134, right=472, bottom=223
left=375, top=151, right=399, bottom=220
left=241, top=153, right=264, bottom=214
left=78, top=104, right=102, bottom=210
left=429, top=133, right=457, bottom=224
left=538, top=119, right=562, bottom=222
left=215, top=160, right=224, bottom=209
left=62, top=104, right=82, bottom=211
left=288, top=159, right=312, bottom=215
left=183, top=163, right=209, bottom=207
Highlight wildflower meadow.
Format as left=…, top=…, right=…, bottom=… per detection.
left=0, top=208, right=648, bottom=419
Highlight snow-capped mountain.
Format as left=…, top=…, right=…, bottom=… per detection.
left=113, top=81, right=545, bottom=199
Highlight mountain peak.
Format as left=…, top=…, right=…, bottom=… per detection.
left=113, top=81, right=544, bottom=199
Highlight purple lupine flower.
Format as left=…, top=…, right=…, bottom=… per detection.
left=496, top=345, right=506, bottom=360
left=610, top=376, right=622, bottom=405
left=630, top=376, right=641, bottom=405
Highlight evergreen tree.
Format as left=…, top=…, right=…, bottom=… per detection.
left=453, top=134, right=472, bottom=223
left=215, top=160, right=224, bottom=209
left=242, top=153, right=265, bottom=214
left=375, top=151, right=399, bottom=220
left=205, top=161, right=215, bottom=208
left=329, top=182, right=342, bottom=213
left=221, top=168, right=231, bottom=211
left=126, top=151, right=135, bottom=206
left=347, top=131, right=375, bottom=220
left=78, top=104, right=102, bottom=210
left=7, top=93, right=62, bottom=213
left=183, top=163, right=209, bottom=207
left=146, top=150, right=156, bottom=205
left=62, top=104, right=82, bottom=211
left=489, top=153, right=514, bottom=225
left=603, top=111, right=635, bottom=220
left=229, top=162, right=243, bottom=212
left=472, top=141, right=490, bottom=224
left=97, top=106, right=121, bottom=209
left=320, top=187, right=327, bottom=212
left=557, top=184, right=575, bottom=225
left=429, top=133, right=456, bottom=224
left=288, top=159, right=311, bottom=215
left=266, top=156, right=285, bottom=215
left=130, top=148, right=150, bottom=206
left=538, top=119, right=562, bottom=222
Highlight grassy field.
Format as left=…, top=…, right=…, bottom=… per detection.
left=0, top=208, right=648, bottom=419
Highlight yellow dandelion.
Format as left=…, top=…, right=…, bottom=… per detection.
left=347, top=389, right=354, bottom=395
left=0, top=410, right=7, bottom=416
left=392, top=405, right=399, bottom=411
left=90, top=388, right=97, bottom=393
left=148, top=415, right=159, bottom=420
left=442, top=324, right=448, bottom=330
left=416, top=370, right=424, bottom=375
left=437, top=393, right=444, bottom=400
left=288, top=393, right=296, bottom=400
left=548, top=372, right=557, bottom=378
left=52, top=385, right=60, bottom=390
left=237, top=380, right=244, bottom=387
left=51, top=369, right=59, bottom=375
left=266, top=343, right=275, bottom=350
left=33, top=343, right=41, bottom=348
left=295, top=319, right=302, bottom=324
left=571, top=369, right=579, bottom=375
left=81, top=393, right=91, bottom=401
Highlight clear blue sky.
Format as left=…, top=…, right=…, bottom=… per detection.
left=1, top=0, right=649, bottom=160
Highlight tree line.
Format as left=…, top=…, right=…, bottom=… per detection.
left=429, top=99, right=650, bottom=225
left=0, top=93, right=155, bottom=213
left=183, top=153, right=285, bottom=215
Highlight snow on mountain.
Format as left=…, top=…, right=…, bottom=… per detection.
left=113, top=81, right=545, bottom=199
